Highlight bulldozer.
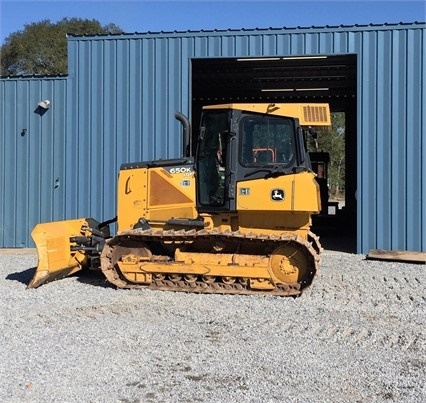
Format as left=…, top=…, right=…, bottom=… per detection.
left=29, top=102, right=331, bottom=297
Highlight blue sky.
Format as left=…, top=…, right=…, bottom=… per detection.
left=0, top=0, right=425, bottom=44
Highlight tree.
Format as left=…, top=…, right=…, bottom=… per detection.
left=1, top=18, right=122, bottom=76
left=307, top=112, right=346, bottom=198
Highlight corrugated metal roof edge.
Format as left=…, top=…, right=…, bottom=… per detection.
left=0, top=74, right=67, bottom=80
left=67, top=21, right=425, bottom=40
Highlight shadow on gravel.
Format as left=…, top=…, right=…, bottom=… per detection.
left=6, top=267, right=113, bottom=289
left=6, top=267, right=36, bottom=285
left=76, top=270, right=114, bottom=289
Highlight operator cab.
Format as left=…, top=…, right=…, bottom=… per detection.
left=196, top=104, right=311, bottom=212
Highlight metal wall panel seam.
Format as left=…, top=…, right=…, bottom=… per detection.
left=405, top=28, right=423, bottom=250
left=76, top=40, right=91, bottom=219
left=15, top=80, right=24, bottom=245
left=129, top=39, right=144, bottom=163
left=358, top=32, right=370, bottom=252
left=141, top=38, right=154, bottom=162
left=101, top=39, right=117, bottom=222
left=421, top=27, right=426, bottom=251
left=65, top=44, right=76, bottom=219
left=92, top=39, right=103, bottom=220
left=0, top=82, right=4, bottom=245
left=375, top=30, right=392, bottom=250
left=6, top=81, right=18, bottom=246
left=390, top=29, right=408, bottom=250
left=168, top=37, right=183, bottom=158
left=154, top=37, right=167, bottom=160
left=2, top=80, right=12, bottom=243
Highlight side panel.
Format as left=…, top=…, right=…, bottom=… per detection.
left=147, top=165, right=197, bottom=221
left=117, top=164, right=197, bottom=231
left=117, top=167, right=149, bottom=232
left=236, top=172, right=321, bottom=213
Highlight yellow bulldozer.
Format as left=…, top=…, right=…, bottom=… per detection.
left=29, top=103, right=331, bottom=297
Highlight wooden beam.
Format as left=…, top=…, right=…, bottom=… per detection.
left=367, top=249, right=426, bottom=264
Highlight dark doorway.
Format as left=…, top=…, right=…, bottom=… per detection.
left=191, top=55, right=357, bottom=252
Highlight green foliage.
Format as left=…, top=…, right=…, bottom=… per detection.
left=1, top=18, right=122, bottom=76
left=308, top=112, right=345, bottom=197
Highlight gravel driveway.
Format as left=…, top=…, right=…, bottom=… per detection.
left=1, top=249, right=425, bottom=403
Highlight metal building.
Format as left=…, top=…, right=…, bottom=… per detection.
left=1, top=22, right=425, bottom=253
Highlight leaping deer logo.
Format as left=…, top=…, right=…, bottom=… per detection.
left=271, top=189, right=285, bottom=201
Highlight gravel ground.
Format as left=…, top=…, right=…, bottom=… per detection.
left=0, top=249, right=425, bottom=403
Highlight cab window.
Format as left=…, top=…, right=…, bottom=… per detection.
left=240, top=115, right=295, bottom=166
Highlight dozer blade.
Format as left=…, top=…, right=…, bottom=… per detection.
left=28, top=218, right=97, bottom=288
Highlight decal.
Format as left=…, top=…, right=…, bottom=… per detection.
left=166, top=166, right=193, bottom=175
left=180, top=180, right=191, bottom=187
left=271, top=189, right=285, bottom=201
left=239, top=188, right=250, bottom=196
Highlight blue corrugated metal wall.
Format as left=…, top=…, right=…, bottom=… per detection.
left=0, top=77, right=67, bottom=247
left=358, top=27, right=425, bottom=253
left=1, top=23, right=425, bottom=252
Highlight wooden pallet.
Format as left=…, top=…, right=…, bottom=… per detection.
left=367, top=249, right=426, bottom=264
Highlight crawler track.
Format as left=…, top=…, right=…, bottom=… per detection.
left=100, top=228, right=321, bottom=297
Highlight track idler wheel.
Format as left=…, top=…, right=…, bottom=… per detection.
left=269, top=243, right=314, bottom=286
left=111, top=241, right=153, bottom=284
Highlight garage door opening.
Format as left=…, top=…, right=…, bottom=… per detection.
left=191, top=55, right=357, bottom=252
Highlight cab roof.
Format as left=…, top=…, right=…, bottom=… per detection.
left=203, top=103, right=331, bottom=127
